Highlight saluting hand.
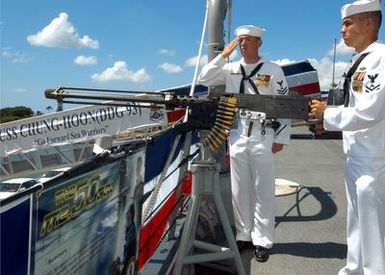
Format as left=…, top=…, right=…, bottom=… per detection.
left=221, top=37, right=240, bottom=59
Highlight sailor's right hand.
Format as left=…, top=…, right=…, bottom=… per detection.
left=221, top=37, right=239, bottom=59
left=309, top=99, right=326, bottom=120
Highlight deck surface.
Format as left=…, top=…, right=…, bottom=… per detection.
left=141, top=128, right=348, bottom=275
left=246, top=135, right=347, bottom=275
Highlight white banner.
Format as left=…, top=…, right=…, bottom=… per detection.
left=0, top=103, right=167, bottom=157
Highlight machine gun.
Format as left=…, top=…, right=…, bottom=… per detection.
left=45, top=86, right=312, bottom=152
left=45, top=85, right=315, bottom=275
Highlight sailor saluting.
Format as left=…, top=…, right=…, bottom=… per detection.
left=198, top=24, right=291, bottom=262
left=310, top=0, right=385, bottom=274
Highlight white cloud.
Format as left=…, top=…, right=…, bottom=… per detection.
left=27, top=12, right=99, bottom=49
left=2, top=48, right=13, bottom=57
left=327, top=39, right=354, bottom=57
left=310, top=57, right=348, bottom=90
left=2, top=47, right=31, bottom=63
left=272, top=58, right=297, bottom=66
left=91, top=61, right=151, bottom=83
left=271, top=40, right=352, bottom=92
left=74, top=55, right=97, bottom=66
left=159, top=48, right=176, bottom=56
left=272, top=56, right=348, bottom=91
left=14, top=88, right=28, bottom=93
left=158, top=63, right=183, bottom=73
left=308, top=40, right=351, bottom=90
left=184, top=50, right=238, bottom=68
left=185, top=55, right=208, bottom=67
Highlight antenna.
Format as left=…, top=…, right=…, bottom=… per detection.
left=332, top=38, right=337, bottom=89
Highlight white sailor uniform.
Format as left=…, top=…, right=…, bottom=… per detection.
left=324, top=41, right=385, bottom=275
left=198, top=54, right=291, bottom=248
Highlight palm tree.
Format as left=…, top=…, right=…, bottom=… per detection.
left=46, top=106, right=53, bottom=113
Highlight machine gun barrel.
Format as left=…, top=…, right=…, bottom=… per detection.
left=44, top=87, right=213, bottom=110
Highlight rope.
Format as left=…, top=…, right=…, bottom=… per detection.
left=142, top=171, right=190, bottom=225
left=142, top=134, right=181, bottom=222
left=140, top=148, right=200, bottom=223
left=144, top=4, right=210, bottom=237
left=140, top=191, right=191, bottom=254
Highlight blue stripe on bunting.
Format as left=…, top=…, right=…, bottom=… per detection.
left=282, top=61, right=316, bottom=77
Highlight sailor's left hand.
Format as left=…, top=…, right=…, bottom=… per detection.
left=309, top=99, right=327, bottom=120
left=272, top=143, right=284, bottom=153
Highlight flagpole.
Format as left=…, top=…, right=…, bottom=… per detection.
left=332, top=38, right=337, bottom=89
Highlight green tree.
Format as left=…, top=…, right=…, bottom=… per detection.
left=0, top=106, right=35, bottom=123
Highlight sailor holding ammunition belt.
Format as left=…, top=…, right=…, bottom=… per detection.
left=310, top=1, right=385, bottom=274
left=198, top=25, right=290, bottom=262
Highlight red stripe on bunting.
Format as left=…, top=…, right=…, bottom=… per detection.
left=167, top=109, right=186, bottom=122
left=290, top=82, right=321, bottom=96
left=138, top=171, right=192, bottom=271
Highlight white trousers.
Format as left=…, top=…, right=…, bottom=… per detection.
left=229, top=121, right=275, bottom=248
left=338, top=156, right=385, bottom=275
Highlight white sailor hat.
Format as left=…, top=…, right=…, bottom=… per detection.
left=234, top=25, right=266, bottom=37
left=341, top=0, right=382, bottom=19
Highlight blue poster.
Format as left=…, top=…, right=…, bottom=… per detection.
left=31, top=149, right=145, bottom=275
left=1, top=197, right=31, bottom=275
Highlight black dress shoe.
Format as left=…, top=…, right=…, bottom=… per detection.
left=254, top=245, right=270, bottom=262
left=236, top=241, right=252, bottom=252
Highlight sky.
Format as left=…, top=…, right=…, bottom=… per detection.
left=1, top=0, right=384, bottom=113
